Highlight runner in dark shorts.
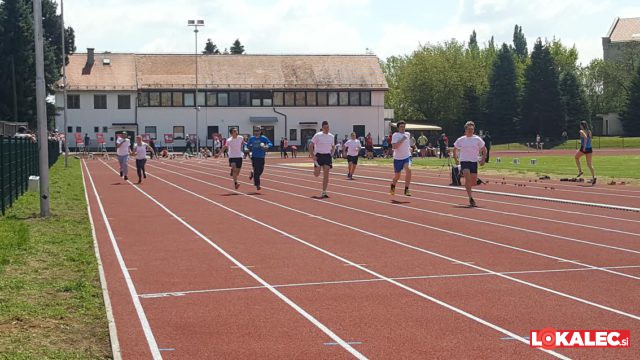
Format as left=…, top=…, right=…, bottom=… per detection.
left=310, top=121, right=335, bottom=198
left=344, top=132, right=362, bottom=179
left=218, top=128, right=245, bottom=189
left=575, top=120, right=596, bottom=185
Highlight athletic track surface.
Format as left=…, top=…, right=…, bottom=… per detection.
left=81, top=155, right=640, bottom=359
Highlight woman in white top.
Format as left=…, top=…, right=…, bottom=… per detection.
left=132, top=136, right=155, bottom=184
left=344, top=132, right=362, bottom=180
left=453, top=121, right=487, bottom=207
left=218, top=128, right=245, bottom=189
left=310, top=121, right=335, bottom=198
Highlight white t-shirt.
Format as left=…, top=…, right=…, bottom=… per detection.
left=311, top=132, right=334, bottom=154
left=392, top=132, right=412, bottom=160
left=116, top=138, right=130, bottom=156
left=344, top=139, right=361, bottom=157
left=226, top=136, right=245, bottom=158
left=454, top=135, right=485, bottom=162
left=133, top=142, right=148, bottom=160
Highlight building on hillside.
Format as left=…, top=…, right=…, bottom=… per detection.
left=55, top=49, right=388, bottom=150
left=601, top=17, right=640, bottom=135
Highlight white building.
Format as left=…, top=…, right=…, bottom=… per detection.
left=56, top=49, right=388, bottom=149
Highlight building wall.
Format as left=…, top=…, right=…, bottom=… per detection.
left=56, top=90, right=385, bottom=148
left=602, top=112, right=624, bottom=136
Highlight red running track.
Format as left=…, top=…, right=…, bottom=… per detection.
left=82, top=156, right=640, bottom=359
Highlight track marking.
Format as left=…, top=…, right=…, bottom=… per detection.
left=264, top=166, right=640, bottom=237
left=172, top=161, right=640, bottom=278
left=325, top=342, right=363, bottom=346
left=96, top=161, right=368, bottom=360
left=138, top=265, right=640, bottom=299
left=115, top=162, right=570, bottom=359
left=82, top=161, right=163, bottom=359
left=81, top=162, right=122, bottom=360
left=148, top=161, right=640, bottom=322
left=271, top=164, right=640, bottom=212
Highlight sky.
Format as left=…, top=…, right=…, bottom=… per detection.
left=63, top=0, right=640, bottom=66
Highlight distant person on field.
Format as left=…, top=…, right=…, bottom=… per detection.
left=482, top=131, right=492, bottom=162
left=365, top=133, right=374, bottom=159
left=84, top=133, right=90, bottom=153
left=575, top=121, right=596, bottom=185
left=536, top=133, right=542, bottom=150
left=417, top=132, right=428, bottom=157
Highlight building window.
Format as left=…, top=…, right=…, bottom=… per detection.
left=145, top=126, right=157, bottom=140
left=94, top=126, right=99, bottom=133
left=349, top=91, right=360, bottom=106
left=67, top=94, right=80, bottom=109
left=317, top=91, right=328, bottom=106
left=273, top=92, right=284, bottom=106
left=67, top=126, right=72, bottom=133
left=184, top=92, right=195, bottom=107
left=118, top=95, right=131, bottom=109
left=138, top=92, right=149, bottom=107
left=218, top=92, right=229, bottom=106
left=289, top=129, right=297, bottom=141
left=284, top=92, right=295, bottom=106
left=173, top=126, right=185, bottom=140
left=239, top=92, right=250, bottom=106
left=251, top=91, right=271, bottom=106
left=102, top=126, right=108, bottom=133
left=360, top=91, right=371, bottom=106
left=328, top=91, right=338, bottom=106
left=161, top=92, right=172, bottom=107
left=206, top=92, right=217, bottom=106
left=229, top=92, right=239, bottom=106
left=94, top=94, right=107, bottom=109
left=149, top=92, right=160, bottom=106
left=197, top=92, right=206, bottom=106
left=75, top=126, right=82, bottom=133
left=339, top=91, right=349, bottom=106
left=172, top=92, right=183, bottom=107
left=306, top=92, right=317, bottom=106
left=295, top=91, right=306, bottom=106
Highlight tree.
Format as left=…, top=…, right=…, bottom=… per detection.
left=460, top=86, right=483, bottom=130
left=230, top=39, right=245, bottom=54
left=468, top=30, right=479, bottom=54
left=512, top=24, right=527, bottom=60
left=486, top=44, right=519, bottom=141
left=548, top=38, right=579, bottom=74
left=521, top=39, right=564, bottom=139
left=559, top=71, right=589, bottom=133
left=620, top=65, right=640, bottom=135
left=203, top=38, right=220, bottom=55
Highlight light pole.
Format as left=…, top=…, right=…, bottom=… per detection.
left=188, top=19, right=204, bottom=153
left=61, top=0, right=69, bottom=167
left=33, top=0, right=50, bottom=217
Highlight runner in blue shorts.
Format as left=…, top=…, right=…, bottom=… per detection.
left=390, top=121, right=412, bottom=196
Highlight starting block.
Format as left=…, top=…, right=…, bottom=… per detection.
left=530, top=159, right=537, bottom=165
left=513, top=158, right=520, bottom=165
left=495, top=157, right=501, bottom=163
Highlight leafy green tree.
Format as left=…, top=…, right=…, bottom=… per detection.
left=468, top=30, right=479, bottom=54
left=203, top=38, right=220, bottom=54
left=230, top=39, right=245, bottom=54
left=521, top=39, right=564, bottom=139
left=620, top=65, right=640, bottom=135
left=486, top=44, right=519, bottom=141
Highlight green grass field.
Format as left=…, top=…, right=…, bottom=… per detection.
left=356, top=154, right=640, bottom=181
left=0, top=158, right=110, bottom=359
left=491, top=136, right=640, bottom=151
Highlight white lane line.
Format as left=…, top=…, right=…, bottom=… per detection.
left=82, top=161, right=162, bottom=360
left=138, top=265, right=640, bottom=299
left=150, top=162, right=640, bottom=322
left=174, top=161, right=640, bottom=279
left=271, top=164, right=640, bottom=213
left=98, top=161, right=367, bottom=360
left=263, top=166, right=640, bottom=238
left=81, top=162, right=122, bottom=360
left=131, top=163, right=569, bottom=360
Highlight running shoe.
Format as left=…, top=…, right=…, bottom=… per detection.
left=404, top=188, right=411, bottom=196
left=591, top=178, right=597, bottom=185
left=390, top=183, right=396, bottom=195
left=321, top=192, right=329, bottom=199
left=124, top=176, right=128, bottom=181
left=234, top=182, right=240, bottom=190
left=576, top=171, right=584, bottom=178
left=256, top=186, right=261, bottom=191
left=469, top=197, right=476, bottom=207
left=249, top=171, right=254, bottom=180
left=143, top=173, right=146, bottom=179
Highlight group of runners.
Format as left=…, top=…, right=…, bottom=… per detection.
left=113, top=119, right=597, bottom=208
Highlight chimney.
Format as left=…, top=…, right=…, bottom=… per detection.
left=87, top=48, right=95, bottom=66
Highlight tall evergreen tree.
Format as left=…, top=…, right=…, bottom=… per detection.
left=468, top=30, right=479, bottom=53
left=559, top=71, right=589, bottom=134
left=620, top=65, right=640, bottom=135
left=521, top=39, right=564, bottom=139
left=512, top=24, right=528, bottom=60
left=202, top=38, right=220, bottom=54
left=230, top=39, right=245, bottom=54
left=486, top=44, right=519, bottom=141
left=460, top=86, right=483, bottom=130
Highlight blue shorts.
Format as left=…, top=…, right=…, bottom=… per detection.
left=393, top=157, right=411, bottom=173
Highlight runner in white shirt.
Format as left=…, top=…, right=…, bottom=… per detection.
left=453, top=121, right=487, bottom=207
left=310, top=121, right=335, bottom=198
left=115, top=131, right=131, bottom=181
left=390, top=121, right=412, bottom=196
left=131, top=135, right=155, bottom=184
left=218, top=128, right=245, bottom=189
left=344, top=132, right=362, bottom=180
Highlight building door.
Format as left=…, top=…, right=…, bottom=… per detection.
left=207, top=126, right=219, bottom=147
left=300, top=128, right=316, bottom=152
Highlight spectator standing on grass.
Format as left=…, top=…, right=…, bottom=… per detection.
left=536, top=133, right=542, bottom=150
left=417, top=132, right=428, bottom=157
left=482, top=131, right=492, bottom=162
left=438, top=133, right=448, bottom=158
left=116, top=131, right=131, bottom=181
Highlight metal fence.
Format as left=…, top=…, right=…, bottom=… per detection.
left=0, top=136, right=60, bottom=215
